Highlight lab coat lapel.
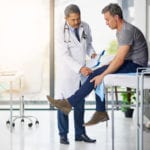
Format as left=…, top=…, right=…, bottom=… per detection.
left=70, top=29, right=80, bottom=46
left=79, top=27, right=84, bottom=41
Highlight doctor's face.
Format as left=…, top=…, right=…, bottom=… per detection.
left=65, top=13, right=81, bottom=29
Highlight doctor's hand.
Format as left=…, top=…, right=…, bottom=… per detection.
left=80, top=66, right=93, bottom=76
left=90, top=74, right=104, bottom=88
left=91, top=53, right=97, bottom=58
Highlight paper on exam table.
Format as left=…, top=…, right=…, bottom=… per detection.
left=86, top=50, right=105, bottom=69
left=86, top=52, right=115, bottom=70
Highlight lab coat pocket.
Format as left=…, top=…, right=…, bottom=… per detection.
left=67, top=41, right=77, bottom=49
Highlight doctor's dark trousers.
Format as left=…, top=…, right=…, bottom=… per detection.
left=57, top=88, right=86, bottom=138
left=68, top=60, right=142, bottom=111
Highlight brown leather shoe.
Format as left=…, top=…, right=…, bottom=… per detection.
left=47, top=95, right=72, bottom=115
left=83, top=111, right=109, bottom=126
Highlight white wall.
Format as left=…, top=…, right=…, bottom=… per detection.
left=134, top=0, right=150, bottom=60
left=146, top=0, right=150, bottom=61
left=134, top=0, right=147, bottom=35
left=0, top=0, right=50, bottom=101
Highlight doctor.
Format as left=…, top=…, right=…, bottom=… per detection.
left=54, top=4, right=96, bottom=144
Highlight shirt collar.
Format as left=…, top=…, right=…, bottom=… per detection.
left=66, top=22, right=82, bottom=32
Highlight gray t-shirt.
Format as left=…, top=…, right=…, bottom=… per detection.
left=116, top=21, right=148, bottom=67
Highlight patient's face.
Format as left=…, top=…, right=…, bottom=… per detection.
left=103, top=11, right=117, bottom=30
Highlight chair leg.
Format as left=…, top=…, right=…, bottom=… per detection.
left=6, top=96, right=39, bottom=128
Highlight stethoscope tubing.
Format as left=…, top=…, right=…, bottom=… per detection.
left=64, top=22, right=87, bottom=43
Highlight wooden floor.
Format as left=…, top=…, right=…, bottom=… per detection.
left=0, top=109, right=150, bottom=150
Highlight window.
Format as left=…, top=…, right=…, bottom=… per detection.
left=0, top=0, right=50, bottom=108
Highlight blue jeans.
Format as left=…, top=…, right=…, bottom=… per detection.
left=68, top=60, right=142, bottom=111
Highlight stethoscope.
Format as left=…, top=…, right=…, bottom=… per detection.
left=64, top=22, right=87, bottom=43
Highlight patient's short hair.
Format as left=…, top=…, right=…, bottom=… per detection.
left=102, top=3, right=123, bottom=19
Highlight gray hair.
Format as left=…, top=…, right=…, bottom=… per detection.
left=64, top=4, right=80, bottom=17
left=102, top=3, right=123, bottom=19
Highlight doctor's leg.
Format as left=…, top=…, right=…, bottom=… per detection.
left=74, top=98, right=85, bottom=138
left=74, top=82, right=86, bottom=138
left=57, top=110, right=69, bottom=144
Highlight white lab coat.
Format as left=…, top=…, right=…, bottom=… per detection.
left=55, top=21, right=95, bottom=99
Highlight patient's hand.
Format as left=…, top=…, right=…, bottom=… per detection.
left=90, top=74, right=104, bottom=88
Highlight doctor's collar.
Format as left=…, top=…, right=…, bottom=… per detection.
left=65, top=22, right=83, bottom=32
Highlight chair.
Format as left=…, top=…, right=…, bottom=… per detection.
left=103, top=69, right=150, bottom=150
left=0, top=71, right=23, bottom=131
left=6, top=56, right=43, bottom=128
